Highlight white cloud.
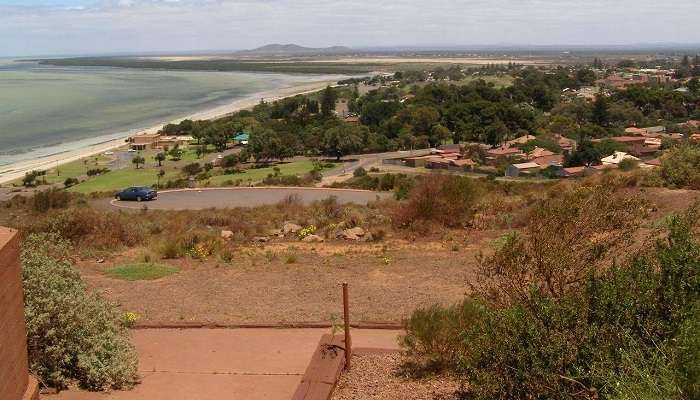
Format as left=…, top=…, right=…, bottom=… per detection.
left=1, top=0, right=699, bottom=56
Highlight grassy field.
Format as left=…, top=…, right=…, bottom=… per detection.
left=106, top=263, right=179, bottom=281
left=8, top=155, right=112, bottom=186
left=68, top=166, right=180, bottom=194
left=206, top=160, right=329, bottom=185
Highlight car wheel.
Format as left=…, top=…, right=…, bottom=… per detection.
left=137, top=196, right=142, bottom=202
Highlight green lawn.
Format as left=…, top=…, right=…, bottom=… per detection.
left=207, top=160, right=330, bottom=185
left=106, top=262, right=179, bottom=281
left=9, top=155, right=112, bottom=186
left=68, top=166, right=180, bottom=194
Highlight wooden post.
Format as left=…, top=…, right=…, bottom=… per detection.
left=342, top=282, right=351, bottom=370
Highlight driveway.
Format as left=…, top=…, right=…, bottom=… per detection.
left=46, top=328, right=400, bottom=400
left=108, top=187, right=389, bottom=210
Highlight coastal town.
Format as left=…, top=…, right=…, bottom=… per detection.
left=2, top=3, right=700, bottom=398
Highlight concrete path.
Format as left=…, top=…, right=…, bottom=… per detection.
left=47, top=328, right=400, bottom=400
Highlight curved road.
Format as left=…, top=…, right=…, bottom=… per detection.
left=109, top=187, right=388, bottom=210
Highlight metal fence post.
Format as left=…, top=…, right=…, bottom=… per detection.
left=342, top=282, right=351, bottom=370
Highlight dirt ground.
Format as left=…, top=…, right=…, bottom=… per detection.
left=333, top=353, right=460, bottom=400
left=76, top=231, right=499, bottom=325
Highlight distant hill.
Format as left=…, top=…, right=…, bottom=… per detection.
left=236, top=44, right=354, bottom=56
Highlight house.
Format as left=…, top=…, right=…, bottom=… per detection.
left=625, top=127, right=648, bottom=136
left=129, top=132, right=161, bottom=150
left=334, top=99, right=350, bottom=118
left=505, top=162, right=541, bottom=177
left=343, top=115, right=360, bottom=124
left=425, top=157, right=455, bottom=170
left=486, top=146, right=524, bottom=159
left=233, top=132, right=250, bottom=145
left=403, top=155, right=436, bottom=168
left=531, top=154, right=564, bottom=168
left=527, top=147, right=555, bottom=160
left=561, top=166, right=586, bottom=178
left=154, top=136, right=182, bottom=149
left=554, top=134, right=576, bottom=152
left=505, top=134, right=536, bottom=147
left=628, top=143, right=659, bottom=158
left=448, top=159, right=477, bottom=172
left=601, top=151, right=639, bottom=166
left=436, top=143, right=464, bottom=154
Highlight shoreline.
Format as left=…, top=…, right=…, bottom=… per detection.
left=0, top=78, right=338, bottom=185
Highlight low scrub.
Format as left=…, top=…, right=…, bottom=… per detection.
left=21, top=233, right=138, bottom=391
left=393, top=174, right=479, bottom=229
left=402, top=204, right=699, bottom=400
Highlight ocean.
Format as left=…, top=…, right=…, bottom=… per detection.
left=0, top=59, right=328, bottom=167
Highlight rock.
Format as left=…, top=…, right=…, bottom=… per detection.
left=268, top=228, right=284, bottom=237
left=221, top=230, right=234, bottom=240
left=252, top=236, right=270, bottom=243
left=342, top=227, right=366, bottom=240
left=361, top=232, right=374, bottom=242
left=96, top=258, right=105, bottom=264
left=302, top=234, right=324, bottom=243
left=283, top=222, right=302, bottom=234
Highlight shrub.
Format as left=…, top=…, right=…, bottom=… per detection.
left=64, top=177, right=79, bottom=188
left=31, top=188, right=72, bottom=213
left=618, top=158, right=639, bottom=171
left=394, top=174, right=479, bottom=229
left=660, top=142, right=700, bottom=188
left=400, top=300, right=485, bottom=372
left=353, top=166, right=367, bottom=177
left=21, top=233, right=138, bottom=390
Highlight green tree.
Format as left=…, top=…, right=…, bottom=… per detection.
left=131, top=155, right=145, bottom=169
left=154, top=152, right=166, bottom=167
left=181, top=162, right=202, bottom=177
left=592, top=95, right=609, bottom=126
left=320, top=86, right=337, bottom=117
left=320, top=124, right=364, bottom=160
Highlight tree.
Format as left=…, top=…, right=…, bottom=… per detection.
left=320, top=86, right=337, bottom=117
left=168, top=145, right=182, bottom=161
left=154, top=152, right=166, bottom=167
left=131, top=155, right=145, bottom=169
left=681, top=55, right=691, bottom=67
left=591, top=95, right=610, bottom=126
left=320, top=124, right=363, bottom=160
left=485, top=120, right=511, bottom=146
left=248, top=128, right=289, bottom=162
left=156, top=169, right=165, bottom=188
left=23, top=171, right=39, bottom=187
left=181, top=162, right=202, bottom=177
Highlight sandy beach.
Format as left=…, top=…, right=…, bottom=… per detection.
left=0, top=78, right=337, bottom=185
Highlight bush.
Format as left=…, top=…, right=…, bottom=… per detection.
left=400, top=300, right=485, bottom=372
left=660, top=142, right=700, bottom=188
left=31, top=188, right=71, bottom=213
left=21, top=233, right=138, bottom=390
left=394, top=174, right=479, bottom=229
left=353, top=166, right=367, bottom=177
left=404, top=204, right=699, bottom=400
left=64, top=177, right=79, bottom=188
left=618, top=158, right=639, bottom=171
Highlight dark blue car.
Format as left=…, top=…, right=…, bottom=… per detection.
left=114, top=186, right=157, bottom=201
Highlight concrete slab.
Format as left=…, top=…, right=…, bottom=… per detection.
left=46, top=328, right=400, bottom=400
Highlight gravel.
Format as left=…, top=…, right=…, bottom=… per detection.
left=332, top=353, right=460, bottom=400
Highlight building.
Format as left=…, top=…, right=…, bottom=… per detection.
left=0, top=227, right=41, bottom=400
left=448, top=159, right=477, bottom=172
left=601, top=151, right=639, bottom=166
left=233, top=132, right=250, bottom=145
left=129, top=132, right=162, bottom=150
left=154, top=136, right=182, bottom=150
left=505, top=162, right=541, bottom=177
left=486, top=146, right=524, bottom=159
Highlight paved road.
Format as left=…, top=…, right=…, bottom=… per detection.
left=109, top=187, right=389, bottom=210
left=320, top=149, right=431, bottom=186
left=47, top=328, right=400, bottom=400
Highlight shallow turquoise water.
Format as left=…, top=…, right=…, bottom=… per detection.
left=0, top=60, right=323, bottom=166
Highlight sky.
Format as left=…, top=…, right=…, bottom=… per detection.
left=1, top=0, right=700, bottom=57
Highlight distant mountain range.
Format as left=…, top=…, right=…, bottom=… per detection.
left=235, top=44, right=354, bottom=56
